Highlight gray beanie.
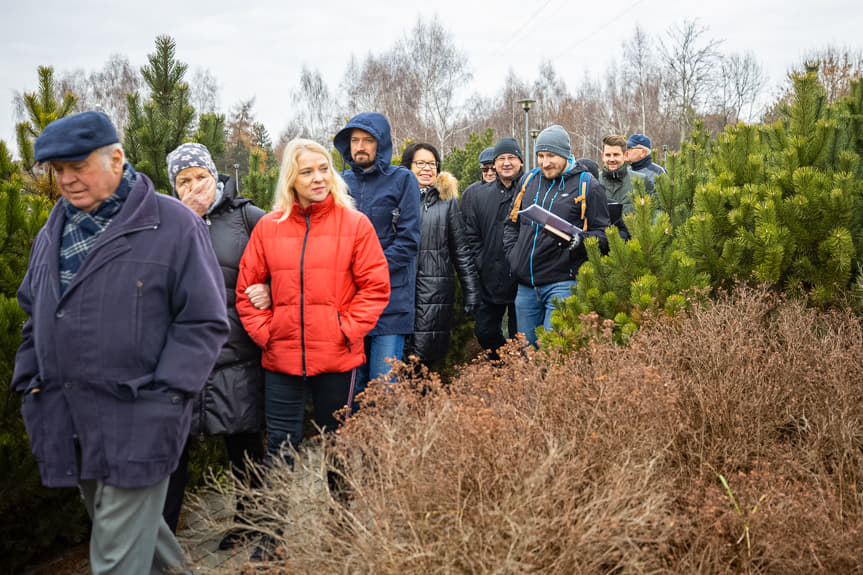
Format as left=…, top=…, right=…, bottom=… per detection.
left=478, top=147, right=495, bottom=165
left=535, top=125, right=571, bottom=159
left=493, top=137, right=523, bottom=161
left=166, top=143, right=218, bottom=190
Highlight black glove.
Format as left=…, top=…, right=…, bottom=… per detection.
left=567, top=231, right=584, bottom=251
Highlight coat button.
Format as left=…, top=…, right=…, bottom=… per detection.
left=55, top=309, right=64, bottom=318
left=171, top=395, right=181, bottom=404
left=64, top=382, right=72, bottom=389
left=66, top=468, right=73, bottom=476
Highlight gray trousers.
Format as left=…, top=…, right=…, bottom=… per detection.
left=79, top=476, right=191, bottom=575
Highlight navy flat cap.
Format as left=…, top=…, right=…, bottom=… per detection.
left=478, top=147, right=495, bottom=165
left=626, top=134, right=651, bottom=149
left=34, top=111, right=119, bottom=163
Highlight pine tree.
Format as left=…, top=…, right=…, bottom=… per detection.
left=241, top=149, right=278, bottom=210
left=193, top=112, right=226, bottom=166
left=442, top=128, right=495, bottom=194
left=543, top=69, right=863, bottom=350
left=15, top=66, right=78, bottom=200
left=0, top=143, right=83, bottom=571
left=124, top=35, right=195, bottom=192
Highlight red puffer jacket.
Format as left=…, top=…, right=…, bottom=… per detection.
left=237, top=194, right=390, bottom=376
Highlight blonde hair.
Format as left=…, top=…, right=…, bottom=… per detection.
left=273, top=139, right=354, bottom=221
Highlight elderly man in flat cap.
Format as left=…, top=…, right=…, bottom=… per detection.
left=11, top=111, right=229, bottom=574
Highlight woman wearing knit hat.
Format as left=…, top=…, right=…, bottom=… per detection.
left=503, top=125, right=611, bottom=347
left=162, top=142, right=270, bottom=549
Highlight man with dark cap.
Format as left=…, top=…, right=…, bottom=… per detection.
left=626, top=133, right=667, bottom=180
left=478, top=146, right=497, bottom=183
left=503, top=125, right=610, bottom=347
left=11, top=111, right=229, bottom=574
left=333, top=113, right=421, bottom=398
left=460, top=137, right=524, bottom=354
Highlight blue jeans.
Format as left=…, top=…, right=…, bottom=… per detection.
left=515, top=280, right=577, bottom=346
left=264, top=369, right=354, bottom=463
left=354, top=334, right=405, bottom=406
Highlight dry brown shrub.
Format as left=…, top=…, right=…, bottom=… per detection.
left=202, top=286, right=863, bottom=574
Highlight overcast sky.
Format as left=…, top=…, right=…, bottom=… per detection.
left=2, top=0, right=860, bottom=155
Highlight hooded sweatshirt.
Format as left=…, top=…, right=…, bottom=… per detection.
left=334, top=113, right=421, bottom=336
left=503, top=158, right=610, bottom=287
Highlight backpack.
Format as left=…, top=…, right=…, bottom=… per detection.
left=509, top=168, right=592, bottom=232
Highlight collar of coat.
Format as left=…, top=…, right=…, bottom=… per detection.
left=432, top=171, right=459, bottom=201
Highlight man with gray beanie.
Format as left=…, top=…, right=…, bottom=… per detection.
left=461, top=137, right=525, bottom=354
left=503, top=124, right=610, bottom=347
left=12, top=111, right=229, bottom=573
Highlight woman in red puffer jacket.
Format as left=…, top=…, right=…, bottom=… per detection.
left=237, top=138, right=390, bottom=461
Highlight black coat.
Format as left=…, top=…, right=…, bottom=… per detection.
left=503, top=162, right=610, bottom=287
left=405, top=172, right=481, bottom=363
left=192, top=175, right=266, bottom=437
left=460, top=171, right=523, bottom=304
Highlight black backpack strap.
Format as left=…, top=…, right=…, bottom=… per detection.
left=240, top=201, right=265, bottom=236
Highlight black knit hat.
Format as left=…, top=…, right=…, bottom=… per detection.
left=493, top=137, right=523, bottom=161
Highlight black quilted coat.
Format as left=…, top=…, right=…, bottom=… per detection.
left=179, top=175, right=267, bottom=438
left=405, top=172, right=481, bottom=363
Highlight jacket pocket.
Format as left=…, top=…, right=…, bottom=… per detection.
left=20, top=389, right=44, bottom=462
left=337, top=311, right=351, bottom=352
left=126, top=387, right=186, bottom=462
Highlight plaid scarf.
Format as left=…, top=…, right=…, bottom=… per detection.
left=58, top=164, right=136, bottom=294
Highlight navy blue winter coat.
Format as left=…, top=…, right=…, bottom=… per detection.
left=12, top=168, right=229, bottom=489
left=334, top=113, right=421, bottom=336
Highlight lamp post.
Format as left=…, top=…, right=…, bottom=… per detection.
left=232, top=163, right=240, bottom=193
left=517, top=98, right=535, bottom=170
left=529, top=129, right=540, bottom=168
left=661, top=145, right=668, bottom=168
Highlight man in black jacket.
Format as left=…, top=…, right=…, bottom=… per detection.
left=461, top=137, right=524, bottom=354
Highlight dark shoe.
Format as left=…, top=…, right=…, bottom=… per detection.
left=250, top=533, right=280, bottom=562
left=218, top=528, right=246, bottom=550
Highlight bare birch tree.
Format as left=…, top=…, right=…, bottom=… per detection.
left=660, top=19, right=721, bottom=143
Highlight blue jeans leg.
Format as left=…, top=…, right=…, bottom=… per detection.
left=515, top=284, right=545, bottom=347
left=540, top=280, right=577, bottom=333
left=355, top=334, right=405, bottom=391
left=515, top=281, right=576, bottom=347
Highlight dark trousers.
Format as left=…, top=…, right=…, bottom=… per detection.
left=264, top=369, right=354, bottom=463
left=474, top=300, right=517, bottom=352
left=163, top=431, right=265, bottom=533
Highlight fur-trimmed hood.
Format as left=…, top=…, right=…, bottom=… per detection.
left=434, top=171, right=459, bottom=201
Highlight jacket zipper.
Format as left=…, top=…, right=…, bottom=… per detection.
left=300, top=213, right=310, bottom=377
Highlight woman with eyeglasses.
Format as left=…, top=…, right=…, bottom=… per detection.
left=400, top=143, right=481, bottom=366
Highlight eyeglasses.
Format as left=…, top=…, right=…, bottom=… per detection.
left=412, top=160, right=438, bottom=170
left=481, top=166, right=496, bottom=173
left=496, top=155, right=519, bottom=164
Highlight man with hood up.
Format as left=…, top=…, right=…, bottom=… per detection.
left=503, top=125, right=610, bottom=347
left=333, top=113, right=421, bottom=397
